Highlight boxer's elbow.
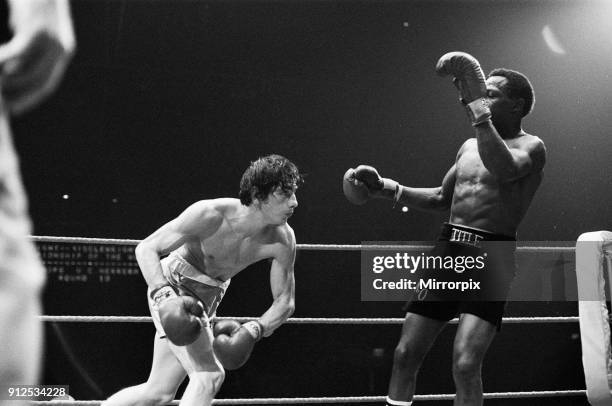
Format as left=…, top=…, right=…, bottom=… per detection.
left=280, top=296, right=295, bottom=319
left=264, top=298, right=294, bottom=338
left=135, top=241, right=159, bottom=266
left=430, top=189, right=451, bottom=211
left=435, top=196, right=452, bottom=211
left=286, top=301, right=295, bottom=318
left=278, top=296, right=295, bottom=320
left=134, top=241, right=149, bottom=262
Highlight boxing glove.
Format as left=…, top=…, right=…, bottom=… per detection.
left=213, top=320, right=263, bottom=370
left=343, top=165, right=399, bottom=204
left=150, top=285, right=204, bottom=346
left=343, top=168, right=369, bottom=205
left=435, top=51, right=491, bottom=126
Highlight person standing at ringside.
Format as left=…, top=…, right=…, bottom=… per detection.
left=103, top=155, right=301, bottom=406
left=0, top=0, right=75, bottom=402
left=344, top=52, right=546, bottom=406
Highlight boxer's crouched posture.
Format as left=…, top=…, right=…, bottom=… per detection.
left=103, top=155, right=301, bottom=406
left=345, top=53, right=546, bottom=406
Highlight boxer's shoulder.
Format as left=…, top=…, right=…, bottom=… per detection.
left=191, top=198, right=241, bottom=212
left=184, top=198, right=241, bottom=224
left=269, top=222, right=295, bottom=247
left=254, top=223, right=295, bottom=262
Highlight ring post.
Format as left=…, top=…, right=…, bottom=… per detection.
left=577, top=231, right=612, bottom=406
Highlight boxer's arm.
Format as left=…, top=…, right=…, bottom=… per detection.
left=475, top=126, right=546, bottom=182
left=394, top=164, right=456, bottom=212
left=136, top=201, right=223, bottom=288
left=345, top=165, right=454, bottom=211
left=258, top=228, right=296, bottom=338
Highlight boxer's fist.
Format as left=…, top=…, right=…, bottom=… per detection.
left=343, top=165, right=399, bottom=205
left=343, top=167, right=371, bottom=205
left=151, top=286, right=204, bottom=346
left=343, top=165, right=383, bottom=204
left=435, top=51, right=487, bottom=103
left=435, top=52, right=491, bottom=126
left=353, top=165, right=385, bottom=191
left=213, top=320, right=263, bottom=370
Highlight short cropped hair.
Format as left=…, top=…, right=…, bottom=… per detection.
left=239, top=154, right=303, bottom=206
left=488, top=68, right=535, bottom=117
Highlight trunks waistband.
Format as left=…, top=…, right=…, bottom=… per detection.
left=440, top=222, right=516, bottom=247
left=161, top=252, right=230, bottom=317
left=166, top=252, right=231, bottom=289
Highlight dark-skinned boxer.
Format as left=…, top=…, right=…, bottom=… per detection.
left=345, top=52, right=545, bottom=406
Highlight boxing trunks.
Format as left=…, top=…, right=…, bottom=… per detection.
left=149, top=251, right=230, bottom=338
left=405, top=223, right=516, bottom=330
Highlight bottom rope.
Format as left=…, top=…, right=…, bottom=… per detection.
left=31, top=390, right=586, bottom=405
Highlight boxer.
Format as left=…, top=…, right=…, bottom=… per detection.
left=103, top=154, right=301, bottom=406
left=345, top=52, right=546, bottom=406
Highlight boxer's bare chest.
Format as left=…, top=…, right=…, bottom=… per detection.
left=455, top=141, right=497, bottom=188
left=180, top=222, right=275, bottom=280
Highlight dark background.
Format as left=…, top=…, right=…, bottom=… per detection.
left=8, top=0, right=612, bottom=404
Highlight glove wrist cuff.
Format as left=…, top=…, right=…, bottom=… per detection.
left=381, top=178, right=400, bottom=208
left=243, top=320, right=264, bottom=341
left=150, top=284, right=177, bottom=306
left=466, top=98, right=492, bottom=126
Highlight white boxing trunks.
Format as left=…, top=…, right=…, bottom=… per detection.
left=148, top=252, right=231, bottom=337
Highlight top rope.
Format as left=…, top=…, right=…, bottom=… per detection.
left=31, top=235, right=575, bottom=252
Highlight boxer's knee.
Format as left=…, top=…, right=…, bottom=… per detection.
left=392, top=343, right=421, bottom=372
left=189, top=368, right=226, bottom=396
left=208, top=368, right=226, bottom=393
left=141, top=383, right=178, bottom=406
left=148, top=391, right=176, bottom=406
left=103, top=383, right=177, bottom=406
left=452, top=350, right=482, bottom=383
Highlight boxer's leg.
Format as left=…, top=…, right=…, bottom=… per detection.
left=169, top=323, right=224, bottom=406
left=102, top=333, right=187, bottom=406
left=452, top=313, right=497, bottom=406
left=386, top=311, right=448, bottom=406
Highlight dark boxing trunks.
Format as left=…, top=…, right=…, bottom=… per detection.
left=404, top=223, right=517, bottom=330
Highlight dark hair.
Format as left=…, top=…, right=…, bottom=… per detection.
left=239, top=154, right=303, bottom=206
left=488, top=68, right=535, bottom=117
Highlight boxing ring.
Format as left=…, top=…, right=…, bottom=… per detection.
left=31, top=233, right=612, bottom=405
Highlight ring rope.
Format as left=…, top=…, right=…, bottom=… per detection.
left=34, top=236, right=579, bottom=399
left=39, top=315, right=579, bottom=324
left=30, top=390, right=586, bottom=405
left=30, top=235, right=574, bottom=252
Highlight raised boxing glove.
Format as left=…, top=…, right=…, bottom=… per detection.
left=435, top=51, right=491, bottom=126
